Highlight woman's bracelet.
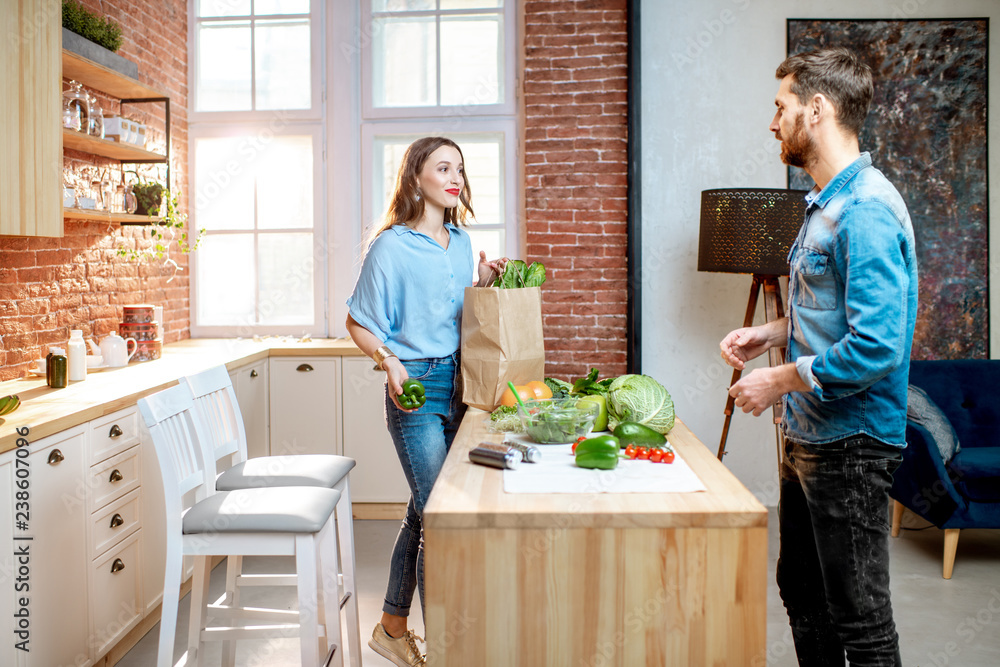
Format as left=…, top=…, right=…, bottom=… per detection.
left=373, top=344, right=397, bottom=370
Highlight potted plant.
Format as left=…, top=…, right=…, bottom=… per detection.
left=131, top=179, right=164, bottom=217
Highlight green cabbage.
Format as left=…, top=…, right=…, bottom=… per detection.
left=606, top=374, right=675, bottom=434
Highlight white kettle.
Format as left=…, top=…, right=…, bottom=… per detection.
left=100, top=333, right=137, bottom=367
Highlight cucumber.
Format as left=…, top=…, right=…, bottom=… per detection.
left=612, top=421, right=666, bottom=449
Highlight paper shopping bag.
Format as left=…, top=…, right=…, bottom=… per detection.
left=460, top=285, right=546, bottom=411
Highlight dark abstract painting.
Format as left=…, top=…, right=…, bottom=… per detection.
left=787, top=19, right=989, bottom=359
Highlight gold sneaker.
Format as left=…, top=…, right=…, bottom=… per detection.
left=369, top=622, right=426, bottom=666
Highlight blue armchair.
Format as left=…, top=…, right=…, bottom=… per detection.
left=890, top=359, right=1000, bottom=578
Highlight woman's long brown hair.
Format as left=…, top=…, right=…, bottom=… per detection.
left=366, top=137, right=475, bottom=250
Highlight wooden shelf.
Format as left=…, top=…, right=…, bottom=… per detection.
left=63, top=208, right=161, bottom=224
left=63, top=128, right=166, bottom=162
left=62, top=49, right=167, bottom=100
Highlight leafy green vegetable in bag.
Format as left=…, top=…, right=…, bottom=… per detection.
left=523, top=262, right=547, bottom=287
left=492, top=259, right=546, bottom=289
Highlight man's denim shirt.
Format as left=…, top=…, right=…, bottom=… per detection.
left=784, top=152, right=918, bottom=448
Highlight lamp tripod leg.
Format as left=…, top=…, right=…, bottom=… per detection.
left=717, top=276, right=762, bottom=461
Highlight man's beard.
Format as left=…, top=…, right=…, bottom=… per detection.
left=779, top=112, right=817, bottom=169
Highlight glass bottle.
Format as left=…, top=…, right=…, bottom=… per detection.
left=62, top=81, right=88, bottom=133
left=46, top=347, right=68, bottom=388
left=123, top=184, right=137, bottom=214
left=87, top=94, right=104, bottom=139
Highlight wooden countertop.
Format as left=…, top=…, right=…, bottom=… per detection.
left=0, top=337, right=363, bottom=453
left=423, top=411, right=767, bottom=530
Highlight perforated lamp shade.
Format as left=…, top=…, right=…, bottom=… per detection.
left=698, top=188, right=808, bottom=276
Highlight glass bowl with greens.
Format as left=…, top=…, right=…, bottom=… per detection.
left=518, top=397, right=600, bottom=444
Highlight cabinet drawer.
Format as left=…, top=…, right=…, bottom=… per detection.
left=90, top=530, right=142, bottom=660
left=90, top=407, right=140, bottom=464
left=91, top=489, right=141, bottom=560
left=89, top=447, right=140, bottom=513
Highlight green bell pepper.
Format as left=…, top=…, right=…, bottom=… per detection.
left=398, top=379, right=426, bottom=409
left=574, top=434, right=620, bottom=470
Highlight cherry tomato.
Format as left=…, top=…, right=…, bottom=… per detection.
left=624, top=444, right=636, bottom=459
left=636, top=447, right=650, bottom=460
left=572, top=436, right=587, bottom=454
left=649, top=449, right=663, bottom=463
left=661, top=449, right=675, bottom=464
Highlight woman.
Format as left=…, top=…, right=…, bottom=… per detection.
left=346, top=136, right=505, bottom=666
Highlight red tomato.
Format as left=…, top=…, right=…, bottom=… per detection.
left=649, top=449, right=663, bottom=463
left=624, top=444, right=636, bottom=458
left=637, top=447, right=650, bottom=460
left=572, top=436, right=586, bottom=454
left=661, top=450, right=675, bottom=464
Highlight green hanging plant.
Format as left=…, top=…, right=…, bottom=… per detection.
left=117, top=173, right=205, bottom=272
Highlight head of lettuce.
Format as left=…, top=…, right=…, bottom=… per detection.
left=607, top=374, right=675, bottom=434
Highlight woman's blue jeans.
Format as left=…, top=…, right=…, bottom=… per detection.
left=381, top=353, right=466, bottom=619
left=777, top=435, right=903, bottom=666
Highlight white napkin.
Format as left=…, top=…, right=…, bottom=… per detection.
left=501, top=433, right=707, bottom=494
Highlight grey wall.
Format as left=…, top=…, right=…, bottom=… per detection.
left=639, top=0, right=1000, bottom=504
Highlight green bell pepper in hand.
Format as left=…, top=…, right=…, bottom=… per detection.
left=398, top=379, right=426, bottom=410
left=574, top=434, right=620, bottom=470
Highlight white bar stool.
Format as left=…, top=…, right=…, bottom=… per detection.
left=139, top=384, right=342, bottom=667
left=181, top=365, right=362, bottom=667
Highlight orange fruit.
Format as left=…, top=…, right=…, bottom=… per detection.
left=500, top=385, right=533, bottom=407
left=526, top=380, right=552, bottom=400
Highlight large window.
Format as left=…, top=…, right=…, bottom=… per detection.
left=359, top=0, right=518, bottom=277
left=190, top=0, right=519, bottom=336
left=189, top=0, right=323, bottom=336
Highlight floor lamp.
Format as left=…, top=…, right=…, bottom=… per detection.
left=698, top=188, right=807, bottom=464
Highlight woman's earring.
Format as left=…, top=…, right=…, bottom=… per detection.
left=415, top=190, right=422, bottom=202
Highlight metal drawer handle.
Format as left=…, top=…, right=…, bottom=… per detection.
left=47, top=449, right=64, bottom=465
left=110, top=558, right=126, bottom=574
left=250, top=369, right=258, bottom=378
left=109, top=469, right=124, bottom=483
left=110, top=513, right=124, bottom=528
left=296, top=364, right=314, bottom=372
left=109, top=424, right=123, bottom=438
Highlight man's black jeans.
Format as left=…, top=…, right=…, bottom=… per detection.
left=777, top=435, right=903, bottom=666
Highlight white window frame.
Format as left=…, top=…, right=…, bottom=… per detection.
left=188, top=0, right=327, bottom=338
left=359, top=120, right=517, bottom=253
left=188, top=0, right=323, bottom=124
left=360, top=1, right=516, bottom=120
left=326, top=0, right=520, bottom=336
left=188, top=122, right=327, bottom=338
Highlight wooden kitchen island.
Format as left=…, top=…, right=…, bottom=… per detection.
left=423, top=412, right=767, bottom=666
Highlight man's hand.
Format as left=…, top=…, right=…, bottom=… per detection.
left=720, top=326, right=772, bottom=370
left=729, top=363, right=809, bottom=416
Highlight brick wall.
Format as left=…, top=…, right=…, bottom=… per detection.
left=523, top=0, right=629, bottom=382
left=0, top=0, right=189, bottom=381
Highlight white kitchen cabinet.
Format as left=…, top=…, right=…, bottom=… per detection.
left=269, top=358, right=342, bottom=457
left=341, top=357, right=410, bottom=503
left=22, top=426, right=91, bottom=667
left=229, top=359, right=269, bottom=459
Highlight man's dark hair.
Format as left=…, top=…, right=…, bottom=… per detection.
left=776, top=47, right=873, bottom=137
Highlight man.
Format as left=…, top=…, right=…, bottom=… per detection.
left=719, top=47, right=918, bottom=666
